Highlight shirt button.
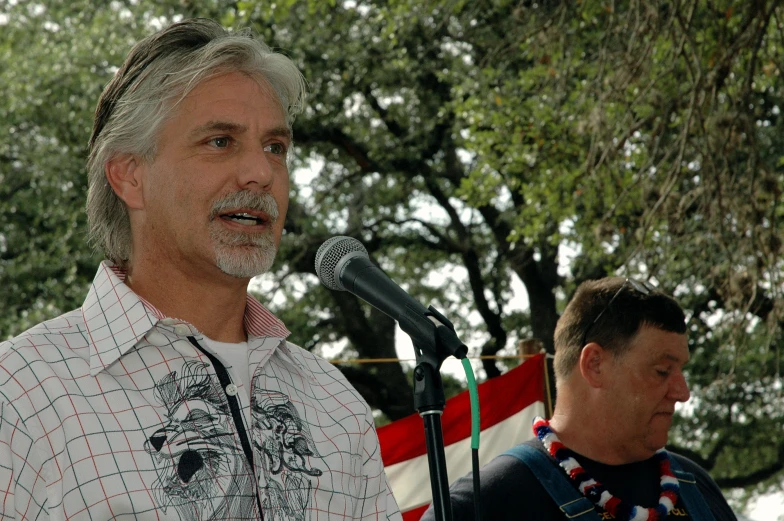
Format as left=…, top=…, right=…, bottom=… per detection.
left=225, top=383, right=239, bottom=396
left=174, top=325, right=191, bottom=336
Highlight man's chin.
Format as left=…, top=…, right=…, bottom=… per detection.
left=216, top=263, right=273, bottom=279
left=214, top=249, right=276, bottom=279
left=219, top=268, right=266, bottom=279
left=645, top=420, right=672, bottom=451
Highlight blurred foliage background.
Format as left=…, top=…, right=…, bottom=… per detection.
left=1, top=0, right=782, bottom=514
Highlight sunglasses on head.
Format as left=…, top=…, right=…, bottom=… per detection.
left=582, top=278, right=657, bottom=348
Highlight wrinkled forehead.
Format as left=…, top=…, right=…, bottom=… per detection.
left=170, top=68, right=288, bottom=123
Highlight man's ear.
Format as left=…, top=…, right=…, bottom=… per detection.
left=105, top=154, right=145, bottom=210
left=578, top=342, right=609, bottom=388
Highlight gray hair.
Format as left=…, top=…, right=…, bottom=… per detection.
left=86, top=18, right=306, bottom=267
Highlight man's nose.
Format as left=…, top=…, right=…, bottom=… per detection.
left=237, top=148, right=280, bottom=189
left=669, top=371, right=691, bottom=403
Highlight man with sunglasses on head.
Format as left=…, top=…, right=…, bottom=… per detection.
left=0, top=19, right=400, bottom=521
left=422, top=277, right=736, bottom=520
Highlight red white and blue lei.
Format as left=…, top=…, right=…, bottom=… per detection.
left=532, top=417, right=680, bottom=521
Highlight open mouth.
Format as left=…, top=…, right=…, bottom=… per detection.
left=219, top=211, right=269, bottom=226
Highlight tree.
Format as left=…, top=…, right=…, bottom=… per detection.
left=0, top=2, right=156, bottom=336
left=1, top=0, right=781, bottom=508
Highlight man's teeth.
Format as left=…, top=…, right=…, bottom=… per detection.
left=224, top=213, right=262, bottom=225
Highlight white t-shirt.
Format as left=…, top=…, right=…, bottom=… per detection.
left=200, top=336, right=252, bottom=427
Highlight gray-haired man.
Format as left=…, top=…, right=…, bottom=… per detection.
left=0, top=18, right=401, bottom=521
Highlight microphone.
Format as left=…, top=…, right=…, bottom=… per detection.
left=315, top=236, right=467, bottom=360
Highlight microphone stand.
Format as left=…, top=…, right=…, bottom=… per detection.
left=315, top=245, right=468, bottom=521
left=406, top=306, right=468, bottom=521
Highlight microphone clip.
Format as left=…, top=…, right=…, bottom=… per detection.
left=411, top=305, right=467, bottom=414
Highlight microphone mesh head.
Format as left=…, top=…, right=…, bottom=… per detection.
left=315, top=236, right=369, bottom=290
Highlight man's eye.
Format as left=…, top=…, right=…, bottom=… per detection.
left=656, top=369, right=671, bottom=377
left=264, top=142, right=287, bottom=156
left=209, top=137, right=231, bottom=148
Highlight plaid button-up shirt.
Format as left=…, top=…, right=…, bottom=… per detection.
left=0, top=262, right=401, bottom=521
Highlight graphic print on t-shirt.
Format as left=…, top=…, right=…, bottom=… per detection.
left=143, top=360, right=256, bottom=520
left=251, top=388, right=324, bottom=521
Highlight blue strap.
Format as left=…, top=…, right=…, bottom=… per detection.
left=668, top=454, right=717, bottom=521
left=503, top=444, right=601, bottom=520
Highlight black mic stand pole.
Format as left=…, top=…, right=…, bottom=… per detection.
left=406, top=306, right=468, bottom=521
left=413, top=355, right=451, bottom=521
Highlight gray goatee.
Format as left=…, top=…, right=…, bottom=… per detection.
left=209, top=190, right=280, bottom=278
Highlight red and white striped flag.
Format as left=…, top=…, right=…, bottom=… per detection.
left=378, top=354, right=547, bottom=520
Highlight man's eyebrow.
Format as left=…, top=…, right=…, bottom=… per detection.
left=267, top=126, right=293, bottom=141
left=189, top=121, right=248, bottom=138
left=660, top=353, right=689, bottom=364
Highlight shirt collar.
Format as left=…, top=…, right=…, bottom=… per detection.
left=83, top=261, right=291, bottom=375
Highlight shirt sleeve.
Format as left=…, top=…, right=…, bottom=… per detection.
left=357, top=417, right=402, bottom=521
left=0, top=401, right=49, bottom=521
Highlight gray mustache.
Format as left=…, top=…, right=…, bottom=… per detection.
left=210, top=191, right=279, bottom=222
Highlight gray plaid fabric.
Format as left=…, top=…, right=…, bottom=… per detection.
left=0, top=262, right=401, bottom=521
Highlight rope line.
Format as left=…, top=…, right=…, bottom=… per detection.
left=327, top=354, right=544, bottom=364
left=329, top=351, right=556, bottom=419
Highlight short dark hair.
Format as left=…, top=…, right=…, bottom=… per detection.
left=553, top=277, right=687, bottom=380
